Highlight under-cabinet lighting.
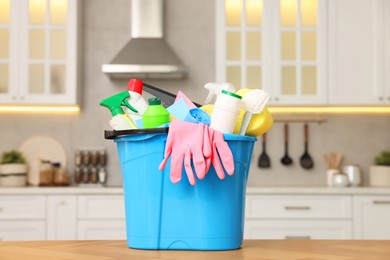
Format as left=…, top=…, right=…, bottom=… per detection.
left=0, top=105, right=80, bottom=114
left=268, top=106, right=390, bottom=114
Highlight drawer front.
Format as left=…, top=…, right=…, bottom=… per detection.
left=0, top=221, right=45, bottom=241
left=78, top=195, right=125, bottom=219
left=246, top=195, right=352, bottom=219
left=0, top=196, right=46, bottom=219
left=244, top=220, right=353, bottom=240
left=77, top=220, right=126, bottom=240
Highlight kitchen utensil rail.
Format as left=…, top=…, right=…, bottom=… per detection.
left=273, top=117, right=327, bottom=124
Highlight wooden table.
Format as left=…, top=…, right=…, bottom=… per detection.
left=0, top=240, right=390, bottom=260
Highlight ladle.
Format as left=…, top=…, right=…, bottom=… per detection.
left=280, top=123, right=293, bottom=166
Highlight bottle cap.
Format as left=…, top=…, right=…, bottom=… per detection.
left=127, top=78, right=143, bottom=95
left=221, top=89, right=242, bottom=99
left=148, top=97, right=161, bottom=105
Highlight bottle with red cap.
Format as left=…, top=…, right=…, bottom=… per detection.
left=123, top=78, right=149, bottom=121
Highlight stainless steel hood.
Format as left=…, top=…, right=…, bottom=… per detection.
left=102, top=0, right=187, bottom=79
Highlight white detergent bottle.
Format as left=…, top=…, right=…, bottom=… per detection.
left=124, top=78, right=149, bottom=121
left=210, top=90, right=242, bottom=134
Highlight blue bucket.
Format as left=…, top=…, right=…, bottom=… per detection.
left=114, top=130, right=256, bottom=250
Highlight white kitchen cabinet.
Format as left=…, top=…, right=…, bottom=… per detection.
left=327, top=0, right=390, bottom=105
left=77, top=195, right=126, bottom=240
left=0, top=195, right=46, bottom=241
left=217, top=0, right=390, bottom=106
left=47, top=195, right=77, bottom=240
left=77, top=220, right=126, bottom=240
left=216, top=0, right=327, bottom=105
left=0, top=0, right=79, bottom=105
left=245, top=220, right=352, bottom=239
left=245, top=194, right=353, bottom=239
left=0, top=221, right=45, bottom=241
left=353, top=195, right=390, bottom=239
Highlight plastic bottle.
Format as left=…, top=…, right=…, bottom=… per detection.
left=100, top=91, right=137, bottom=130
left=210, top=90, right=242, bottom=134
left=125, top=79, right=149, bottom=121
left=142, top=98, right=170, bottom=128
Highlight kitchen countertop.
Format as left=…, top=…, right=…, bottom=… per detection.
left=1, top=186, right=390, bottom=195
left=0, top=240, right=389, bottom=260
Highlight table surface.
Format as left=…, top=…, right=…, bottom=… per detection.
left=0, top=240, right=390, bottom=260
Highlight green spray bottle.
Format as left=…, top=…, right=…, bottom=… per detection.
left=100, top=91, right=138, bottom=130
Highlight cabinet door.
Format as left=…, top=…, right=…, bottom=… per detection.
left=270, top=0, right=327, bottom=105
left=47, top=195, right=77, bottom=240
left=216, top=0, right=327, bottom=105
left=353, top=196, right=390, bottom=239
left=18, top=0, right=78, bottom=105
left=77, top=220, right=126, bottom=240
left=0, top=0, right=18, bottom=103
left=0, top=221, right=45, bottom=241
left=328, top=0, right=385, bottom=105
left=384, top=0, right=390, bottom=104
left=0, top=0, right=78, bottom=105
left=245, top=220, right=352, bottom=239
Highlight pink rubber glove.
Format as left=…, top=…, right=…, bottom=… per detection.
left=159, top=120, right=211, bottom=185
left=207, top=127, right=235, bottom=180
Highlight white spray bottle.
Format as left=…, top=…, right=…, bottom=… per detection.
left=204, top=82, right=236, bottom=104
left=124, top=78, right=148, bottom=121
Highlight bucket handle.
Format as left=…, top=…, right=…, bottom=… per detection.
left=104, top=128, right=169, bottom=140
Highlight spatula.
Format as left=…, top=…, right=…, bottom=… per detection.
left=258, top=133, right=271, bottom=168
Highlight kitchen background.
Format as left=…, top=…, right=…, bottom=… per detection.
left=1, top=0, right=389, bottom=187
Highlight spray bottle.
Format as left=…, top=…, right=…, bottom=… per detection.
left=204, top=82, right=236, bottom=104
left=124, top=78, right=149, bottom=121
left=100, top=91, right=138, bottom=130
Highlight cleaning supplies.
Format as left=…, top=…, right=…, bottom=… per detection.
left=200, top=102, right=273, bottom=137
left=210, top=90, right=242, bottom=134
left=204, top=82, right=236, bottom=104
left=125, top=79, right=149, bottom=121
left=142, top=98, right=170, bottom=128
left=167, top=98, right=211, bottom=125
left=100, top=91, right=138, bottom=130
left=239, top=89, right=270, bottom=135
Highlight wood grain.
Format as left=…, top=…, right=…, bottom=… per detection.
left=0, top=240, right=390, bottom=260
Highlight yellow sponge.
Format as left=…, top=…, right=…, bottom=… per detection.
left=200, top=89, right=273, bottom=137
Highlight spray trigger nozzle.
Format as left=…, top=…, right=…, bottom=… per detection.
left=122, top=98, right=138, bottom=113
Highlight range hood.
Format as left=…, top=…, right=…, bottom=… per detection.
left=102, top=0, right=187, bottom=79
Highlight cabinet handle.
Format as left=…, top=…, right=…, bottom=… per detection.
left=285, top=236, right=311, bottom=240
left=379, top=97, right=384, bottom=101
left=284, top=206, right=311, bottom=210
left=0, top=207, right=2, bottom=212
left=373, top=200, right=390, bottom=205
left=59, top=200, right=66, bottom=205
left=387, top=97, right=390, bottom=101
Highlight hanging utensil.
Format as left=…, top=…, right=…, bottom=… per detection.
left=258, top=133, right=271, bottom=168
left=280, top=123, right=293, bottom=166
left=300, top=123, right=314, bottom=169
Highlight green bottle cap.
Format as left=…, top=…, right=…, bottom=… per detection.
left=148, top=98, right=162, bottom=105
